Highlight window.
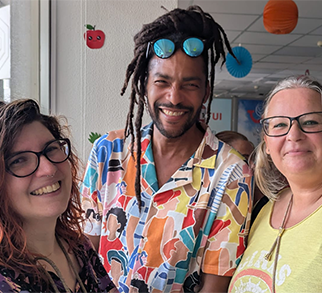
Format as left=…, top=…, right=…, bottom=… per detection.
left=0, top=0, right=50, bottom=113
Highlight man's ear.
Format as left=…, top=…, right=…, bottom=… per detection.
left=203, top=81, right=210, bottom=104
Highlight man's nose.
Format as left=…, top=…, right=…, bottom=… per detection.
left=166, top=85, right=184, bottom=105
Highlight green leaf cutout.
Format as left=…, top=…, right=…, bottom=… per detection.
left=88, top=132, right=102, bottom=144
left=84, top=24, right=95, bottom=30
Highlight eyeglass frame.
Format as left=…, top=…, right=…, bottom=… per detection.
left=260, top=111, right=322, bottom=137
left=5, top=138, right=71, bottom=178
left=145, top=37, right=207, bottom=59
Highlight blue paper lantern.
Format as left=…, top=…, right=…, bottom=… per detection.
left=226, top=46, right=252, bottom=78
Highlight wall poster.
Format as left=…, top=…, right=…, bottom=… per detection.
left=237, top=99, right=263, bottom=146
left=201, top=98, right=232, bottom=134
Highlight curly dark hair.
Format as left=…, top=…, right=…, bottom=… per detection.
left=0, top=99, right=84, bottom=287
left=106, top=207, right=127, bottom=236
left=120, top=5, right=234, bottom=207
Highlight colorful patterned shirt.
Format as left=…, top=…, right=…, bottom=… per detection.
left=81, top=122, right=253, bottom=293
left=0, top=237, right=116, bottom=292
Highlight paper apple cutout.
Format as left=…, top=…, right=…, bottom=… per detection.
left=84, top=24, right=105, bottom=49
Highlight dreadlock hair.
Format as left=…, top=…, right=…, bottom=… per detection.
left=120, top=5, right=235, bottom=208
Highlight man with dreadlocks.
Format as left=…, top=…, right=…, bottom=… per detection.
left=81, top=5, right=253, bottom=293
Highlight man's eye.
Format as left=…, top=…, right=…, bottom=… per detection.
left=186, top=83, right=199, bottom=88
left=155, top=80, right=167, bottom=84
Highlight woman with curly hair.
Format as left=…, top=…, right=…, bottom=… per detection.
left=0, top=99, right=117, bottom=292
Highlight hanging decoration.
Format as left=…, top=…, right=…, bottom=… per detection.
left=84, top=24, right=105, bottom=49
left=226, top=46, right=252, bottom=78
left=263, top=0, right=298, bottom=34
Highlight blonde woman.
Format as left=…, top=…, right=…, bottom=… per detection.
left=229, top=75, right=322, bottom=293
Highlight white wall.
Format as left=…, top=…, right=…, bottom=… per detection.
left=54, top=0, right=177, bottom=163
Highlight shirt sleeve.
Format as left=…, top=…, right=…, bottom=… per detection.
left=81, top=139, right=104, bottom=236
left=202, top=164, right=253, bottom=277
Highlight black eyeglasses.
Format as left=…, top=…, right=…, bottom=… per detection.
left=146, top=37, right=206, bottom=59
left=261, top=112, right=322, bottom=137
left=5, top=138, right=71, bottom=178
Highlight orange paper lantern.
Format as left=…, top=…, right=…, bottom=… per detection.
left=263, top=0, right=298, bottom=34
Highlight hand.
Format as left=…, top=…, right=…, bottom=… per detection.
left=196, top=272, right=231, bottom=293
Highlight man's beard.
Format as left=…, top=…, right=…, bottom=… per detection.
left=147, top=101, right=204, bottom=139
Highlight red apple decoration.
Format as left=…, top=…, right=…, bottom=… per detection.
left=84, top=24, right=105, bottom=49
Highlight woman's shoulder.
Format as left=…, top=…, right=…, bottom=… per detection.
left=250, top=198, right=273, bottom=233
left=251, top=196, right=269, bottom=225
left=73, top=235, right=97, bottom=263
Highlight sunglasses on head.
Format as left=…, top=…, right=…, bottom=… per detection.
left=146, top=37, right=206, bottom=59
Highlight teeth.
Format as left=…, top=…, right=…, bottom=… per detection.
left=162, top=109, right=184, bottom=116
left=32, top=182, right=60, bottom=196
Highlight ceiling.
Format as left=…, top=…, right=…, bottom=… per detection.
left=178, top=0, right=322, bottom=99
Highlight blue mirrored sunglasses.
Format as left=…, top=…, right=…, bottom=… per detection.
left=146, top=37, right=205, bottom=59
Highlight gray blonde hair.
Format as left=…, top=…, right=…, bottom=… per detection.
left=254, top=75, right=322, bottom=200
